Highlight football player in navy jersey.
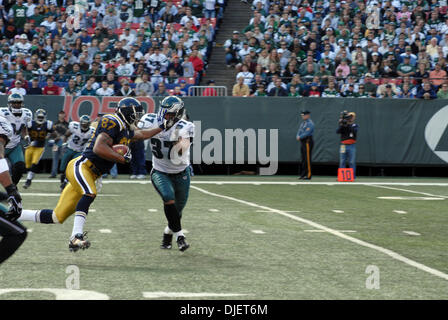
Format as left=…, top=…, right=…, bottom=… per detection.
left=19, top=98, right=169, bottom=252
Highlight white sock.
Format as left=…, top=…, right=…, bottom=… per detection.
left=164, top=226, right=173, bottom=235
left=19, top=209, right=39, bottom=222
left=71, top=212, right=87, bottom=238
left=27, top=171, right=34, bottom=180
left=174, top=230, right=185, bottom=241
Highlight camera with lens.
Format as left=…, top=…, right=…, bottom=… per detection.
left=339, top=110, right=353, bottom=126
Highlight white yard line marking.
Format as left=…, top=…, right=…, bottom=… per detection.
left=371, top=185, right=448, bottom=199
left=256, top=210, right=300, bottom=213
left=183, top=229, right=189, bottom=234
left=378, top=196, right=444, bottom=201
left=148, top=209, right=158, bottom=212
left=403, top=231, right=421, bottom=236
left=208, top=209, right=219, bottom=212
left=30, top=179, right=448, bottom=186
left=332, top=210, right=345, bottom=213
left=304, top=230, right=357, bottom=233
left=89, top=209, right=96, bottom=212
left=251, top=230, right=266, bottom=234
left=98, top=229, right=112, bottom=234
left=393, top=210, right=407, bottom=214
left=142, top=292, right=250, bottom=299
left=191, top=185, right=448, bottom=281
left=27, top=229, right=33, bottom=233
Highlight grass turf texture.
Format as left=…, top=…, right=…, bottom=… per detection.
left=1, top=175, right=447, bottom=300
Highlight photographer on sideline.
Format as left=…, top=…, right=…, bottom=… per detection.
left=296, top=110, right=314, bottom=180
left=337, top=111, right=359, bottom=178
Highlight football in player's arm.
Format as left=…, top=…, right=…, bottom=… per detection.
left=23, top=109, right=54, bottom=189
left=0, top=115, right=27, bottom=265
left=18, top=98, right=169, bottom=252
left=0, top=93, right=32, bottom=187
left=138, top=96, right=195, bottom=252
left=59, top=115, right=95, bottom=191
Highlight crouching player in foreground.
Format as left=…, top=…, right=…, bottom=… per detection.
left=138, top=96, right=194, bottom=252
left=0, top=115, right=26, bottom=264
left=19, top=98, right=167, bottom=251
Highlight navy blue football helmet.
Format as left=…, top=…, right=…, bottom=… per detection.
left=35, top=108, right=47, bottom=124
left=116, top=97, right=144, bottom=127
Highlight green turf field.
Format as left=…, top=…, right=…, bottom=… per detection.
left=0, top=175, right=447, bottom=300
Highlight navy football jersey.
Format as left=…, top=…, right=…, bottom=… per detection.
left=28, top=120, right=53, bottom=148
left=83, top=114, right=134, bottom=174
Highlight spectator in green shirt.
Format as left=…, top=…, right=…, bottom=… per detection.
left=10, top=0, right=27, bottom=31
left=397, top=56, right=416, bottom=77
left=437, top=83, right=448, bottom=99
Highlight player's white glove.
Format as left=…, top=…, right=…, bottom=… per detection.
left=157, top=108, right=170, bottom=130
left=23, top=135, right=31, bottom=148
left=123, top=148, right=132, bottom=164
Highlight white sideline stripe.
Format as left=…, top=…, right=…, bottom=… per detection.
left=403, top=231, right=421, bottom=236
left=332, top=210, right=344, bottom=213
left=20, top=193, right=118, bottom=197
left=378, top=196, right=444, bottom=201
left=305, top=230, right=357, bottom=233
left=393, top=210, right=407, bottom=214
left=29, top=179, right=448, bottom=186
left=148, top=209, right=158, bottom=212
left=143, top=292, right=249, bottom=298
left=191, top=185, right=448, bottom=281
left=251, top=230, right=265, bottom=234
left=99, top=229, right=112, bottom=234
left=371, top=185, right=448, bottom=199
left=208, top=208, right=219, bottom=212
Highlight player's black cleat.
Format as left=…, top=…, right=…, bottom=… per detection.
left=23, top=179, right=32, bottom=189
left=176, top=235, right=190, bottom=252
left=160, top=233, right=173, bottom=249
left=69, top=232, right=91, bottom=252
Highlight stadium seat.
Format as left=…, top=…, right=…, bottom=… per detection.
left=87, top=27, right=95, bottom=35
left=131, top=23, right=141, bottom=29
left=114, top=28, right=123, bottom=35
left=173, top=23, right=182, bottom=31
left=187, top=77, right=195, bottom=84
left=120, top=22, right=127, bottom=29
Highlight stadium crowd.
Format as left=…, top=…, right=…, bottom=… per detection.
left=0, top=0, right=225, bottom=97
left=228, top=0, right=448, bottom=98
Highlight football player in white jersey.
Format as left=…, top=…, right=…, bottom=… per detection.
left=59, top=115, right=95, bottom=191
left=0, top=114, right=27, bottom=265
left=0, top=93, right=32, bottom=187
left=138, top=96, right=195, bottom=252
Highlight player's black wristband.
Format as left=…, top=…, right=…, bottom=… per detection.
left=5, top=184, right=18, bottom=196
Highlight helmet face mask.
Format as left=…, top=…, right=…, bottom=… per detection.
left=80, top=115, right=91, bottom=131
left=116, top=97, right=144, bottom=127
left=35, top=108, right=47, bottom=125
left=160, top=96, right=185, bottom=125
left=8, top=93, right=24, bottom=116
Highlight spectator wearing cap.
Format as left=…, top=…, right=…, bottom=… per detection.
left=116, top=79, right=136, bottom=96
left=135, top=73, right=155, bottom=97
left=13, top=34, right=32, bottom=56
left=378, top=84, right=398, bottom=98
left=89, top=0, right=106, bottom=17
left=103, top=7, right=121, bottom=30
left=43, top=77, right=61, bottom=95
left=203, top=80, right=218, bottom=96
left=167, top=55, right=184, bottom=77
left=224, top=31, right=242, bottom=67
left=8, top=80, right=27, bottom=96
left=232, top=76, right=250, bottom=97
left=307, top=83, right=322, bottom=97
left=253, top=83, right=267, bottom=97
left=429, top=63, right=447, bottom=87
left=119, top=1, right=133, bottom=23
left=397, top=55, right=416, bottom=77
left=362, top=73, right=378, bottom=95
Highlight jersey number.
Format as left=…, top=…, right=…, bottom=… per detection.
left=72, top=135, right=89, bottom=145
left=150, top=138, right=174, bottom=159
left=101, top=118, right=117, bottom=130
